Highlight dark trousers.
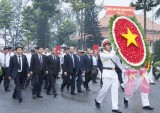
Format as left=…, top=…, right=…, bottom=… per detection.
left=116, top=69, right=124, bottom=84
left=32, top=71, right=43, bottom=96
left=0, top=67, right=10, bottom=90
left=92, top=66, right=98, bottom=82
left=84, top=70, right=92, bottom=89
left=61, top=69, right=76, bottom=93
left=13, top=72, right=23, bottom=99
left=47, top=74, right=57, bottom=94
left=61, top=75, right=70, bottom=90
left=76, top=72, right=83, bottom=91
left=44, top=74, right=49, bottom=89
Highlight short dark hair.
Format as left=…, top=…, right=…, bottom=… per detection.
left=3, top=47, right=8, bottom=50
left=15, top=46, right=23, bottom=50
left=86, top=48, right=90, bottom=51
left=8, top=47, right=12, bottom=50
left=36, top=47, right=44, bottom=50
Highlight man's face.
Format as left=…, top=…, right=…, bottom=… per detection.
left=51, top=48, right=56, bottom=55
left=104, top=43, right=111, bottom=51
left=3, top=49, right=8, bottom=54
left=16, top=48, right=23, bottom=55
left=45, top=48, right=48, bottom=53
left=70, top=47, right=74, bottom=54
left=86, top=48, right=91, bottom=54
left=38, top=48, right=44, bottom=54
left=94, top=51, right=98, bottom=56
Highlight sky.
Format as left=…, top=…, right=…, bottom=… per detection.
left=95, top=0, right=133, bottom=6
left=95, top=0, right=160, bottom=24
left=26, top=0, right=160, bottom=24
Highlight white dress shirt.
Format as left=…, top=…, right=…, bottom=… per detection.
left=17, top=54, right=22, bottom=72
left=0, top=53, right=10, bottom=68
left=92, top=55, right=98, bottom=66
left=24, top=53, right=32, bottom=67
left=60, top=53, right=66, bottom=65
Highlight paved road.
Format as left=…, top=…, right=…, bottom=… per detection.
left=0, top=78, right=160, bottom=113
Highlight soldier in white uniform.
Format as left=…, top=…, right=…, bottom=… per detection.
left=95, top=39, right=123, bottom=113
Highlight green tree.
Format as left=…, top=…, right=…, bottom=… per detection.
left=84, top=0, right=102, bottom=48
left=21, top=6, right=37, bottom=49
left=63, top=0, right=86, bottom=49
left=56, top=19, right=77, bottom=46
left=0, top=0, right=13, bottom=29
left=154, top=0, right=160, bottom=18
left=153, top=40, right=160, bottom=63
left=32, top=0, right=59, bottom=48
left=130, top=0, right=159, bottom=35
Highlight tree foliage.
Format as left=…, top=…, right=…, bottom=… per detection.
left=56, top=19, right=77, bottom=46
left=84, top=0, right=102, bottom=48
left=21, top=6, right=37, bottom=47
left=0, top=0, right=13, bottom=29
left=21, top=0, right=59, bottom=48
left=153, top=40, right=160, bottom=63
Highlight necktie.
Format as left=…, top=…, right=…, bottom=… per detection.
left=18, top=55, right=21, bottom=71
left=40, top=55, right=43, bottom=70
left=4, top=54, right=6, bottom=68
left=71, top=54, right=75, bottom=67
left=88, top=54, right=90, bottom=59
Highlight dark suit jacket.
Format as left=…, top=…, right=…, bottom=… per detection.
left=75, top=54, right=83, bottom=73
left=63, top=53, right=77, bottom=74
left=82, top=54, right=93, bottom=73
left=46, top=55, right=60, bottom=75
left=30, top=53, right=46, bottom=75
left=8, top=54, right=29, bottom=79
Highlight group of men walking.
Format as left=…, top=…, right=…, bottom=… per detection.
left=0, top=46, right=100, bottom=102
left=0, top=39, right=155, bottom=113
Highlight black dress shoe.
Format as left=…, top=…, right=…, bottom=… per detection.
left=5, top=89, right=11, bottom=92
left=124, top=97, right=128, bottom=107
left=46, top=92, right=53, bottom=95
left=60, top=88, right=64, bottom=92
left=32, top=95, right=36, bottom=99
left=19, top=98, right=22, bottom=103
left=54, top=93, right=58, bottom=97
left=112, top=109, right=122, bottom=113
left=143, top=106, right=154, bottom=110
left=37, top=95, right=43, bottom=98
left=78, top=90, right=84, bottom=93
left=86, top=88, right=91, bottom=91
left=95, top=99, right=100, bottom=108
left=71, top=92, right=77, bottom=95
left=150, top=83, right=156, bottom=85
left=92, top=81, right=98, bottom=83
left=12, top=95, right=18, bottom=99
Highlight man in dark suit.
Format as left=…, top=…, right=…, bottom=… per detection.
left=75, top=50, right=84, bottom=93
left=30, top=47, right=46, bottom=99
left=82, top=48, right=93, bottom=91
left=8, top=47, right=29, bottom=102
left=46, top=48, right=60, bottom=97
left=61, top=46, right=77, bottom=95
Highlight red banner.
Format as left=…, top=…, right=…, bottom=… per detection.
left=56, top=46, right=61, bottom=55
left=104, top=6, right=135, bottom=16
left=93, top=44, right=99, bottom=52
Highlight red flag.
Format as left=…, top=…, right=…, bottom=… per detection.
left=56, top=46, right=61, bottom=55
left=93, top=44, right=99, bottom=52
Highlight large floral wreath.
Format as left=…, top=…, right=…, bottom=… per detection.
left=109, top=15, right=151, bottom=69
